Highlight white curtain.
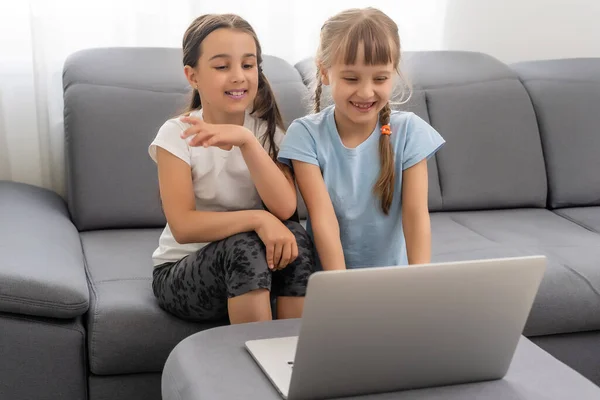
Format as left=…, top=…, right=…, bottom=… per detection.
left=0, top=0, right=448, bottom=196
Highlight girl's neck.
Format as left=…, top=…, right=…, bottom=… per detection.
left=333, top=108, right=378, bottom=148
left=201, top=106, right=245, bottom=126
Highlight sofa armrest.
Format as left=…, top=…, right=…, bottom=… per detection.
left=0, top=181, right=89, bottom=318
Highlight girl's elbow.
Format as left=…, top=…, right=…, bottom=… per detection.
left=170, top=222, right=191, bottom=244
left=274, top=203, right=297, bottom=221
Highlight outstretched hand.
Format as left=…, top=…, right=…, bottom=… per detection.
left=180, top=116, right=254, bottom=150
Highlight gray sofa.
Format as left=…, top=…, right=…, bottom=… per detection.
left=0, top=47, right=598, bottom=400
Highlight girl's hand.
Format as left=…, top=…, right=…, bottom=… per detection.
left=180, top=116, right=254, bottom=150
left=255, top=211, right=299, bottom=271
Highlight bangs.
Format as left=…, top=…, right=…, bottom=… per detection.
left=336, top=19, right=397, bottom=66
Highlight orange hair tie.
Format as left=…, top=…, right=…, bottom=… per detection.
left=381, top=125, right=391, bottom=135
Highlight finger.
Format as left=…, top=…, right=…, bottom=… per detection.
left=189, top=132, right=215, bottom=147
left=180, top=125, right=200, bottom=139
left=179, top=116, right=204, bottom=126
left=273, top=242, right=283, bottom=270
left=278, top=242, right=293, bottom=270
left=290, top=239, right=299, bottom=264
left=203, top=135, right=220, bottom=148
left=266, top=243, right=275, bottom=270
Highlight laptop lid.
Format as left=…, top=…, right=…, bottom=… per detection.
left=285, top=256, right=546, bottom=399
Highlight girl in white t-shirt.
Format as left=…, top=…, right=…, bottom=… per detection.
left=149, top=14, right=315, bottom=324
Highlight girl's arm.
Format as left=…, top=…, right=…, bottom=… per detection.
left=180, top=117, right=296, bottom=221
left=240, top=137, right=297, bottom=220
left=293, top=160, right=346, bottom=270
left=157, top=147, right=275, bottom=244
left=159, top=146, right=297, bottom=269
left=401, top=159, right=432, bottom=265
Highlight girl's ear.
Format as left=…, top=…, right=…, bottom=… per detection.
left=184, top=65, right=198, bottom=89
left=318, top=63, right=330, bottom=86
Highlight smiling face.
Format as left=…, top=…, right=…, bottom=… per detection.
left=316, top=9, right=401, bottom=135
left=322, top=43, right=395, bottom=129
left=185, top=28, right=259, bottom=123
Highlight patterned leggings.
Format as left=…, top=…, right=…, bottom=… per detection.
left=152, top=221, right=315, bottom=321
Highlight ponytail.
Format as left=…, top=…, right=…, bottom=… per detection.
left=185, top=88, right=202, bottom=114
left=252, top=67, right=285, bottom=162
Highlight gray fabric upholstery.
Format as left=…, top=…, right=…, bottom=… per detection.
left=512, top=59, right=600, bottom=209
left=0, top=181, right=89, bottom=318
left=409, top=52, right=546, bottom=211
left=431, top=210, right=600, bottom=336
left=0, top=313, right=86, bottom=400
left=81, top=229, right=227, bottom=375
left=531, top=331, right=600, bottom=386
left=402, top=51, right=516, bottom=88
left=554, top=207, right=600, bottom=233
left=63, top=48, right=311, bottom=231
left=162, top=319, right=600, bottom=400
left=89, top=373, right=161, bottom=400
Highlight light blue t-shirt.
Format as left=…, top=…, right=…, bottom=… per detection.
left=278, top=105, right=445, bottom=269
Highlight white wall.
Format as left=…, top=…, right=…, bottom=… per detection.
left=442, top=0, right=600, bottom=64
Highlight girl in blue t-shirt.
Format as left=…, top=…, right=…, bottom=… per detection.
left=278, top=7, right=445, bottom=270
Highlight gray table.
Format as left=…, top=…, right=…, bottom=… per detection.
left=162, top=319, right=600, bottom=400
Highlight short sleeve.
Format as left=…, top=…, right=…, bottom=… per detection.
left=401, top=114, right=446, bottom=171
left=148, top=119, right=191, bottom=165
left=277, top=121, right=319, bottom=169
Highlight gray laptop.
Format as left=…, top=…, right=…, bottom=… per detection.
left=245, top=256, right=546, bottom=400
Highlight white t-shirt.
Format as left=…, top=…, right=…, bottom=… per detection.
left=148, top=109, right=284, bottom=266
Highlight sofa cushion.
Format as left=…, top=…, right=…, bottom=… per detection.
left=554, top=207, right=600, bottom=233
left=410, top=52, right=547, bottom=211
left=81, top=229, right=226, bottom=375
left=0, top=181, right=89, bottom=318
left=64, top=48, right=310, bottom=231
left=512, top=59, right=600, bottom=209
left=431, top=209, right=600, bottom=336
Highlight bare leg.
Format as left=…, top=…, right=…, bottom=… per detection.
left=228, top=289, right=272, bottom=324
left=276, top=296, right=305, bottom=319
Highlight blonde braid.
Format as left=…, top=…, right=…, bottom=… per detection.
left=374, top=103, right=395, bottom=214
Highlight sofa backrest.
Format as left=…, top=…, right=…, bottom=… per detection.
left=512, top=58, right=600, bottom=209
left=63, top=48, right=310, bottom=231
left=404, top=51, right=548, bottom=211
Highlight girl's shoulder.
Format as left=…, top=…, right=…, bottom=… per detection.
left=289, top=105, right=334, bottom=134
left=389, top=109, right=418, bottom=126
left=389, top=110, right=437, bottom=136
left=159, top=109, right=202, bottom=133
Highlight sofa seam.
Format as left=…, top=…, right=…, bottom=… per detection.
left=417, top=76, right=517, bottom=91
left=540, top=247, right=600, bottom=299
left=424, top=91, right=444, bottom=209
left=0, top=313, right=86, bottom=335
left=551, top=211, right=599, bottom=234
left=448, top=215, right=500, bottom=244
left=95, top=277, right=152, bottom=284
left=0, top=295, right=88, bottom=310
left=513, top=74, right=552, bottom=208
left=519, top=78, right=600, bottom=86
left=80, top=235, right=101, bottom=374
left=65, top=79, right=307, bottom=96
left=65, top=81, right=189, bottom=95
